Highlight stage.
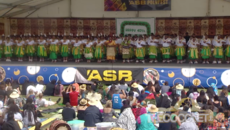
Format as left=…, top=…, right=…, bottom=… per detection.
left=0, top=61, right=230, bottom=68
left=0, top=61, right=230, bottom=88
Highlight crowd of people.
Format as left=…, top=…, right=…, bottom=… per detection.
left=0, top=33, right=230, bottom=64
left=1, top=77, right=230, bottom=130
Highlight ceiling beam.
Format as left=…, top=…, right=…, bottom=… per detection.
left=0, top=0, right=33, bottom=10
left=5, top=0, right=64, bottom=17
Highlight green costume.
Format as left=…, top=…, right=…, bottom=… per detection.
left=72, top=46, right=82, bottom=59
left=37, top=45, right=47, bottom=57
left=15, top=46, right=24, bottom=58
left=95, top=45, right=103, bottom=59
left=26, top=45, right=35, bottom=56
left=161, top=47, right=171, bottom=59
left=201, top=46, right=211, bottom=59
left=49, top=44, right=58, bottom=60
left=149, top=46, right=157, bottom=59
left=136, top=47, right=145, bottom=60
left=61, top=44, right=69, bottom=57
left=4, top=45, right=12, bottom=57
left=0, top=44, right=3, bottom=58
left=121, top=40, right=131, bottom=59
left=226, top=45, right=230, bottom=57
left=189, top=48, right=198, bottom=59
left=213, top=47, right=223, bottom=59
left=175, top=46, right=185, bottom=60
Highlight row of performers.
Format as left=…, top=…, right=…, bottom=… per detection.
left=0, top=34, right=230, bottom=64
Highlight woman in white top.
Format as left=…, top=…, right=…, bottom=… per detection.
left=72, top=35, right=83, bottom=62
left=26, top=35, right=35, bottom=62
left=37, top=35, right=47, bottom=62
left=4, top=36, right=13, bottom=61
left=94, top=35, right=104, bottom=63
left=135, top=35, right=146, bottom=63
left=84, top=36, right=94, bottom=63
left=212, top=35, right=224, bottom=64
left=188, top=36, right=199, bottom=64
left=200, top=34, right=211, bottom=64
left=162, top=34, right=172, bottom=63
left=49, top=35, right=59, bottom=62
left=15, top=37, right=25, bottom=62
left=148, top=35, right=159, bottom=63
left=175, top=35, right=186, bottom=64
left=60, top=36, right=70, bottom=62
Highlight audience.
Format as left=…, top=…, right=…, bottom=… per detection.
left=136, top=107, right=157, bottom=130
left=54, top=80, right=64, bottom=96
left=62, top=102, right=76, bottom=122
left=43, top=80, right=56, bottom=96
left=69, top=86, right=79, bottom=106
left=112, top=86, right=126, bottom=109
left=161, top=81, right=170, bottom=94
left=103, top=100, right=118, bottom=122
left=2, top=111, right=21, bottom=130
left=4, top=104, right=22, bottom=122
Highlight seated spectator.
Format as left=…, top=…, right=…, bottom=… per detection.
left=103, top=100, right=118, bottom=122
left=72, top=81, right=80, bottom=92
left=4, top=104, right=22, bottom=122
left=26, top=89, right=36, bottom=103
left=23, top=99, right=37, bottom=127
left=136, top=107, right=157, bottom=130
left=161, top=81, right=170, bottom=94
left=91, top=81, right=98, bottom=92
left=213, top=95, right=222, bottom=108
left=96, top=84, right=106, bottom=101
left=179, top=116, right=199, bottom=130
left=36, top=93, right=60, bottom=107
left=127, top=91, right=137, bottom=107
left=197, top=90, right=208, bottom=107
left=62, top=102, right=76, bottom=122
left=54, top=80, right=64, bottom=97
left=181, top=90, right=187, bottom=99
left=112, top=87, right=126, bottom=109
left=21, top=79, right=29, bottom=95
left=11, top=80, right=21, bottom=95
left=137, top=90, right=147, bottom=103
left=9, top=90, right=23, bottom=108
left=35, top=121, right=42, bottom=130
left=62, top=87, right=70, bottom=105
left=120, top=99, right=130, bottom=114
left=84, top=94, right=102, bottom=127
left=6, top=86, right=13, bottom=98
left=26, top=82, right=38, bottom=96
left=77, top=98, right=88, bottom=120
left=107, top=85, right=116, bottom=100
left=131, top=83, right=140, bottom=98
left=23, top=97, right=36, bottom=111
left=147, top=105, right=158, bottom=125
left=118, top=78, right=128, bottom=92
left=0, top=83, right=7, bottom=105
left=2, top=111, right=21, bottom=130
left=79, top=84, right=86, bottom=99
left=116, top=102, right=136, bottom=130
left=69, top=86, right=79, bottom=106
left=170, top=89, right=180, bottom=106
left=219, top=91, right=229, bottom=110
left=35, top=80, right=44, bottom=94
left=136, top=80, right=144, bottom=92
left=189, top=87, right=199, bottom=102
left=206, top=87, right=216, bottom=100
left=43, top=80, right=56, bottom=96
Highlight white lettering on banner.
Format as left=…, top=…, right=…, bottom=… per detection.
left=124, top=25, right=147, bottom=35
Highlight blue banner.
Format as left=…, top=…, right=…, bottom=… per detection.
left=143, top=68, right=230, bottom=88
left=0, top=66, right=77, bottom=85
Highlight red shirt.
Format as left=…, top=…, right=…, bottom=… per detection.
left=69, top=91, right=79, bottom=106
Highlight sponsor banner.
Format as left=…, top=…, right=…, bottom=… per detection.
left=104, top=0, right=171, bottom=11
left=76, top=68, right=143, bottom=84
left=116, top=18, right=155, bottom=36
left=144, top=68, right=230, bottom=88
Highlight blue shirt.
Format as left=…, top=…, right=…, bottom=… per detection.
left=112, top=94, right=122, bottom=109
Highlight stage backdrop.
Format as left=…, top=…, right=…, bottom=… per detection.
left=144, top=68, right=230, bottom=88
left=116, top=18, right=155, bottom=35
left=104, top=0, right=171, bottom=11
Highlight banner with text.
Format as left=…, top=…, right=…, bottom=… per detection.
left=105, top=0, right=171, bottom=11
left=76, top=68, right=143, bottom=84
left=116, top=18, right=155, bottom=36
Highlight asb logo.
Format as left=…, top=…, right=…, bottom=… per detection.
left=87, top=70, right=132, bottom=82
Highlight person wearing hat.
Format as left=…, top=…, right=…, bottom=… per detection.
left=79, top=84, right=86, bottom=98
left=148, top=35, right=159, bottom=63
left=37, top=35, right=47, bottom=62
left=105, top=35, right=117, bottom=63
left=84, top=35, right=94, bottom=63
left=121, top=35, right=131, bottom=63
left=77, top=98, right=88, bottom=120
left=9, top=89, right=23, bottom=108
left=84, top=93, right=103, bottom=127
left=49, top=34, right=59, bottom=62
left=95, top=35, right=104, bottom=63
left=3, top=36, right=13, bottom=61
left=131, top=83, right=140, bottom=98
left=175, top=34, right=186, bottom=64
left=26, top=34, right=36, bottom=62
left=60, top=35, right=70, bottom=62
left=72, top=35, right=83, bottom=63
left=212, top=35, right=224, bottom=64
left=135, top=35, right=146, bottom=63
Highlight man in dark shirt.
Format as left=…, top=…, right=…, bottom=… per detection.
left=43, top=80, right=56, bottom=96
left=161, top=81, right=170, bottom=94
left=62, top=102, right=76, bottom=122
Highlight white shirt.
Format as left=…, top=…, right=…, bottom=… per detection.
left=27, top=40, right=35, bottom=45
left=226, top=37, right=230, bottom=45
left=96, top=40, right=104, bottom=46
left=74, top=41, right=82, bottom=47
left=136, top=40, right=145, bottom=48
left=213, top=39, right=223, bottom=47
left=0, top=40, right=4, bottom=45
left=116, top=38, right=123, bottom=44
left=50, top=39, right=59, bottom=45
left=4, top=112, right=22, bottom=122
left=137, top=84, right=144, bottom=92
left=176, top=39, right=186, bottom=47
left=188, top=39, right=199, bottom=48
left=148, top=39, right=159, bottom=46
left=38, top=40, right=46, bottom=45
left=5, top=41, right=13, bottom=46
left=16, top=41, right=24, bottom=46
left=162, top=38, right=172, bottom=47
left=61, top=39, right=70, bottom=45
left=200, top=39, right=211, bottom=46
left=86, top=41, right=93, bottom=47
left=36, top=98, right=48, bottom=107
left=35, top=84, right=44, bottom=94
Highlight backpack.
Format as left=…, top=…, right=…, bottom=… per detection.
left=55, top=85, right=61, bottom=95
